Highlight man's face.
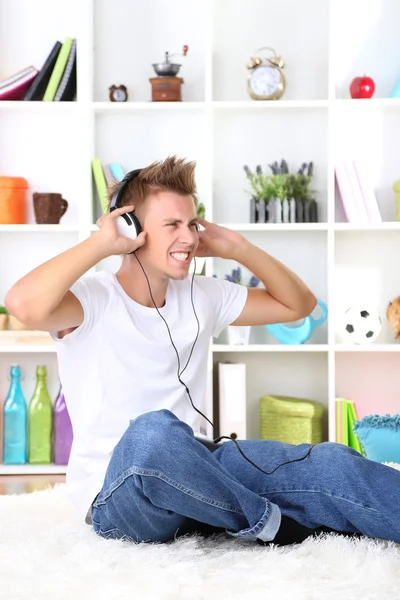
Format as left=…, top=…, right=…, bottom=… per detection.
left=137, top=191, right=200, bottom=280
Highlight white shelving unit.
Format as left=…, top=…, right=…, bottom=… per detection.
left=1, top=0, right=400, bottom=474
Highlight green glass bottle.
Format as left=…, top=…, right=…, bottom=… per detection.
left=28, top=366, right=53, bottom=464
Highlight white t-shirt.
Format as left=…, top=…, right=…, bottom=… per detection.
left=50, top=271, right=247, bottom=520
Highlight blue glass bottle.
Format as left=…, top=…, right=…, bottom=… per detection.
left=3, top=365, right=27, bottom=464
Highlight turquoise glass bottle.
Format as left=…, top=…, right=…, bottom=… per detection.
left=28, top=365, right=53, bottom=464
left=3, top=365, right=28, bottom=464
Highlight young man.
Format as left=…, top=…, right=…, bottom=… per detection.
left=5, top=156, right=400, bottom=546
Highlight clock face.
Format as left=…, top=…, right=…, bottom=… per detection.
left=113, top=88, right=127, bottom=101
left=249, top=66, right=281, bottom=98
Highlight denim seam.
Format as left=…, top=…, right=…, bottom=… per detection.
left=262, top=489, right=380, bottom=514
left=93, top=466, right=244, bottom=515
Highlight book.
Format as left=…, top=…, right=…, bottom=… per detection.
left=43, top=37, right=73, bottom=101
left=336, top=397, right=348, bottom=445
left=0, top=67, right=38, bottom=100
left=335, top=160, right=369, bottom=223
left=353, top=160, right=382, bottom=223
left=109, top=162, right=125, bottom=182
left=335, top=162, right=360, bottom=222
left=54, top=39, right=77, bottom=101
left=91, top=158, right=109, bottom=214
left=102, top=164, right=115, bottom=187
left=335, top=398, right=364, bottom=455
left=342, top=160, right=369, bottom=223
left=0, top=66, right=36, bottom=90
left=24, top=41, right=62, bottom=101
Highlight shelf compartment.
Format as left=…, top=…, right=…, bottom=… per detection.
left=213, top=351, right=329, bottom=440
left=212, top=230, right=328, bottom=345
left=0, top=231, right=79, bottom=303
left=334, top=230, right=400, bottom=345
left=335, top=351, right=400, bottom=418
left=212, top=0, right=329, bottom=101
left=93, top=0, right=207, bottom=102
left=334, top=103, right=400, bottom=223
left=94, top=111, right=208, bottom=221
left=332, top=0, right=400, bottom=100
left=0, top=111, right=88, bottom=227
left=213, top=108, right=328, bottom=223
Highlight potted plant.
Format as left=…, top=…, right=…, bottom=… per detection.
left=197, top=202, right=206, bottom=219
left=0, top=306, right=9, bottom=330
left=287, top=161, right=318, bottom=222
left=215, top=267, right=260, bottom=344
left=268, top=159, right=290, bottom=223
left=243, top=164, right=274, bottom=223
left=244, top=159, right=318, bottom=223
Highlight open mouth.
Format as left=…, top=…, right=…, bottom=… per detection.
left=170, top=252, right=190, bottom=264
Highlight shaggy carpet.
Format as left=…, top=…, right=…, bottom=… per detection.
left=0, top=483, right=400, bottom=600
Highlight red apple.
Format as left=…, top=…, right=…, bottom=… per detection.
left=350, top=75, right=375, bottom=99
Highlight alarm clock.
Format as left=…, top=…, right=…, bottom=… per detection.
left=109, top=84, right=128, bottom=102
left=246, top=47, right=286, bottom=100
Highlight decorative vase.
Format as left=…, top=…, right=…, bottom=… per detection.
left=303, top=199, right=310, bottom=222
left=250, top=197, right=257, bottom=223
left=289, top=198, right=296, bottom=223
left=295, top=198, right=304, bottom=222
left=309, top=198, right=318, bottom=222
left=227, top=325, right=251, bottom=345
left=275, top=198, right=282, bottom=223
left=282, top=198, right=289, bottom=223
left=0, top=314, right=8, bottom=330
left=268, top=198, right=275, bottom=223
left=258, top=200, right=266, bottom=223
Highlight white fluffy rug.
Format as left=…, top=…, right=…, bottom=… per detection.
left=1, top=484, right=400, bottom=600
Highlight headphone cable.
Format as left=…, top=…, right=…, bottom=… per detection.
left=133, top=251, right=315, bottom=475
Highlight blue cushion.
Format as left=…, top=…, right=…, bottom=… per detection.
left=353, top=414, right=400, bottom=463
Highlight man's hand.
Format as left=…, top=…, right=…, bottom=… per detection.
left=195, top=218, right=246, bottom=259
left=95, top=205, right=147, bottom=257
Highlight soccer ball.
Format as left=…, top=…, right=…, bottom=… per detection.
left=336, top=306, right=382, bottom=344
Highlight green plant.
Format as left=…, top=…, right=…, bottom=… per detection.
left=287, top=162, right=316, bottom=202
left=0, top=306, right=9, bottom=315
left=197, top=202, right=206, bottom=218
left=243, top=165, right=275, bottom=204
left=244, top=160, right=316, bottom=204
left=268, top=159, right=290, bottom=201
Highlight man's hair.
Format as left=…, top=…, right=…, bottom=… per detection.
left=107, top=155, right=198, bottom=212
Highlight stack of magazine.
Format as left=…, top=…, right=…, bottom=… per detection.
left=0, top=37, right=77, bottom=101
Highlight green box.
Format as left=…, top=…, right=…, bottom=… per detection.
left=259, top=395, right=325, bottom=444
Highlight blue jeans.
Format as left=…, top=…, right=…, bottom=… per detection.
left=91, top=409, right=400, bottom=544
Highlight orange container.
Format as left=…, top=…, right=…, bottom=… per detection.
left=0, top=176, right=29, bottom=224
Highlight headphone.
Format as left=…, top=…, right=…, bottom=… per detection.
left=110, top=168, right=315, bottom=475
left=109, top=168, right=143, bottom=246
